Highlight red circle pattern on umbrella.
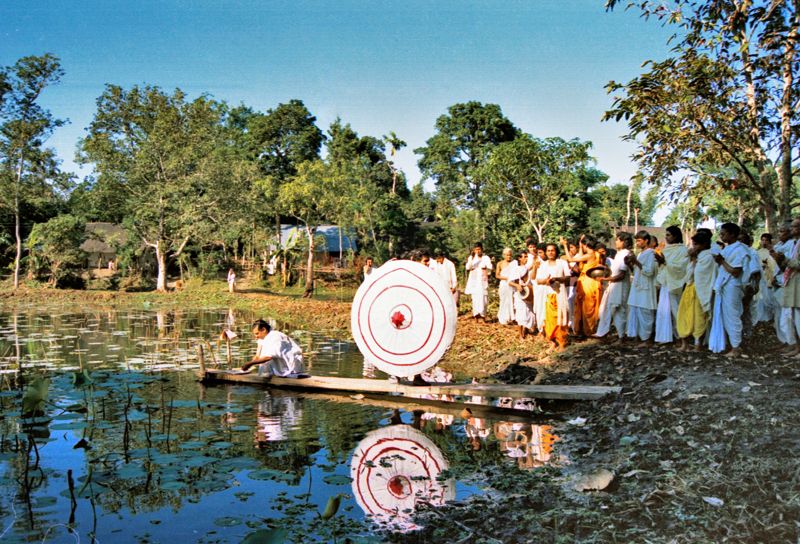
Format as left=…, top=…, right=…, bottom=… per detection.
left=350, top=424, right=455, bottom=531
left=351, top=260, right=457, bottom=377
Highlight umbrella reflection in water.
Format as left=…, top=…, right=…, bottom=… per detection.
left=350, top=424, right=456, bottom=531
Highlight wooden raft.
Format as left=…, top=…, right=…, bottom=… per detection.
left=197, top=368, right=621, bottom=401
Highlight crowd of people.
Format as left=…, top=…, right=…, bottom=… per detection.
left=362, top=217, right=800, bottom=357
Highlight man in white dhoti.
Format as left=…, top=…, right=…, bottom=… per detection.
left=625, top=231, right=658, bottom=344
left=770, top=223, right=797, bottom=348
left=595, top=232, right=632, bottom=342
left=465, top=242, right=492, bottom=320
left=509, top=252, right=535, bottom=338
left=653, top=226, right=689, bottom=343
left=430, top=250, right=459, bottom=306
left=755, top=233, right=779, bottom=324
left=738, top=232, right=762, bottom=339
left=495, top=248, right=516, bottom=325
left=772, top=218, right=800, bottom=356
left=242, top=319, right=305, bottom=377
left=709, top=223, right=747, bottom=357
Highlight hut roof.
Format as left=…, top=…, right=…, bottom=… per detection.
left=80, top=222, right=128, bottom=254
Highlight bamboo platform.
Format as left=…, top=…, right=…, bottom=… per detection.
left=197, top=368, right=621, bottom=402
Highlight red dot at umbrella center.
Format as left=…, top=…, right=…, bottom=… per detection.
left=387, top=475, right=412, bottom=498
left=390, top=311, right=406, bottom=328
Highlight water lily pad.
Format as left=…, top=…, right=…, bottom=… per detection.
left=322, top=474, right=352, bottom=486
left=247, top=469, right=295, bottom=482
left=241, top=528, right=288, bottom=544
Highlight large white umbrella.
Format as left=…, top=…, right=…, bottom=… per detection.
left=350, top=260, right=457, bottom=377
left=350, top=424, right=455, bottom=531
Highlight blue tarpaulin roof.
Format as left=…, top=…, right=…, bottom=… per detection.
left=277, top=225, right=357, bottom=253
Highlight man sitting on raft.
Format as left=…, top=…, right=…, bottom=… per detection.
left=241, top=319, right=305, bottom=378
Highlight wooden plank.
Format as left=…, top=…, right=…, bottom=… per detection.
left=197, top=369, right=620, bottom=401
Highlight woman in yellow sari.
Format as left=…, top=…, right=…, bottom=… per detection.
left=561, top=235, right=602, bottom=336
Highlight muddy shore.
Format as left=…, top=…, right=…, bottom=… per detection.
left=2, top=283, right=798, bottom=542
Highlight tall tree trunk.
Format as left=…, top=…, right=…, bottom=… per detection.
left=625, top=180, right=633, bottom=228
left=156, top=242, right=167, bottom=292
left=13, top=158, right=23, bottom=290
left=778, top=6, right=798, bottom=223
left=303, top=225, right=315, bottom=298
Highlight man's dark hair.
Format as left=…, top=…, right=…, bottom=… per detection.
left=691, top=231, right=712, bottom=248
left=720, top=222, right=741, bottom=237
left=760, top=233, right=773, bottom=242
left=634, top=230, right=651, bottom=243
left=252, top=319, right=271, bottom=332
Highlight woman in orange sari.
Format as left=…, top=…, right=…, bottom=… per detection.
left=561, top=235, right=602, bottom=336
left=536, top=243, right=571, bottom=351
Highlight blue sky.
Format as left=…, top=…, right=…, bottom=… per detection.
left=1, top=0, right=673, bottom=216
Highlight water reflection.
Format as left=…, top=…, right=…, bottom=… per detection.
left=0, top=305, right=564, bottom=542
left=351, top=424, right=455, bottom=531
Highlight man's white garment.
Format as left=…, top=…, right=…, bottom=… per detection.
left=772, top=240, right=794, bottom=344
left=430, top=258, right=459, bottom=305
left=780, top=238, right=800, bottom=345
left=496, top=260, right=517, bottom=325
left=709, top=241, right=747, bottom=353
left=256, top=330, right=305, bottom=377
left=596, top=248, right=630, bottom=338
left=626, top=248, right=658, bottom=340
left=465, top=254, right=492, bottom=316
left=511, top=264, right=534, bottom=329
left=362, top=265, right=376, bottom=283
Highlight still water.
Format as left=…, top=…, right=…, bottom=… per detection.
left=0, top=304, right=558, bottom=543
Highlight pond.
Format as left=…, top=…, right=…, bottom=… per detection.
left=0, top=305, right=561, bottom=543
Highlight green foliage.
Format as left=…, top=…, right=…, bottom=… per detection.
left=479, top=135, right=604, bottom=245
left=604, top=1, right=800, bottom=228
left=26, top=214, right=86, bottom=286
left=0, top=54, right=70, bottom=287
left=79, top=85, right=251, bottom=290
left=585, top=176, right=658, bottom=238
left=416, top=101, right=518, bottom=215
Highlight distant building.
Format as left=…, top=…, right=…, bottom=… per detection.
left=81, top=222, right=127, bottom=269
left=270, top=225, right=358, bottom=265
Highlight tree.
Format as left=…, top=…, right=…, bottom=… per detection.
left=479, top=135, right=605, bottom=244
left=326, top=120, right=410, bottom=258
left=416, top=101, right=518, bottom=221
left=383, top=131, right=407, bottom=195
left=278, top=161, right=340, bottom=297
left=0, top=54, right=68, bottom=289
left=246, top=100, right=324, bottom=244
left=80, top=85, right=229, bottom=291
left=604, top=0, right=800, bottom=231
left=586, top=178, right=658, bottom=236
left=26, top=214, right=86, bottom=286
